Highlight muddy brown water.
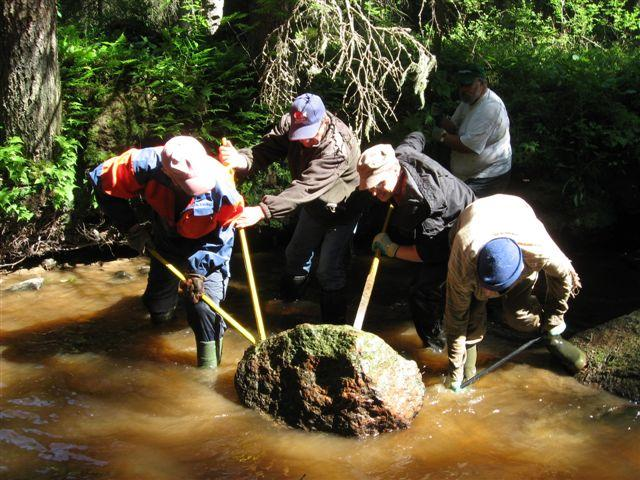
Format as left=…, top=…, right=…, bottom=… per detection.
left=1, top=253, right=639, bottom=480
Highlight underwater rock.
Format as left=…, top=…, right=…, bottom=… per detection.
left=572, top=310, right=640, bottom=402
left=6, top=277, right=44, bottom=291
left=235, top=323, right=425, bottom=437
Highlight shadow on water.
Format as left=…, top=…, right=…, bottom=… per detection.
left=0, top=296, right=189, bottom=365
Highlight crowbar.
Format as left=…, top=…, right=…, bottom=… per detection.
left=352, top=204, right=394, bottom=330
left=221, top=137, right=267, bottom=342
left=149, top=248, right=256, bottom=345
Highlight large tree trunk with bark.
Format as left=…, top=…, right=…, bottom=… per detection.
left=0, top=0, right=61, bottom=161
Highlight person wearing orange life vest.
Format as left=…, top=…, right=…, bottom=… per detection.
left=88, top=136, right=244, bottom=368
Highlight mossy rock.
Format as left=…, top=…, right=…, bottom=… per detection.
left=571, top=310, right=640, bottom=402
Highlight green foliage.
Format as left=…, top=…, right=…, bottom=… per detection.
left=0, top=136, right=79, bottom=223
left=419, top=0, right=640, bottom=225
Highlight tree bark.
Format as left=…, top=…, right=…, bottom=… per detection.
left=202, top=0, right=224, bottom=36
left=0, top=0, right=61, bottom=161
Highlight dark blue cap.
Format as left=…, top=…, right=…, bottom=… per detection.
left=477, top=237, right=524, bottom=293
left=289, top=93, right=326, bottom=141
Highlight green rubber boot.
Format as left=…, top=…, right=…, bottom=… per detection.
left=196, top=338, right=223, bottom=368
left=545, top=335, right=587, bottom=373
left=464, top=345, right=478, bottom=381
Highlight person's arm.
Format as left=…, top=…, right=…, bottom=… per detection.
left=442, top=133, right=476, bottom=153
left=395, top=131, right=427, bottom=154
left=260, top=134, right=352, bottom=220
left=440, top=116, right=458, bottom=134
left=538, top=243, right=581, bottom=330
left=395, top=244, right=422, bottom=262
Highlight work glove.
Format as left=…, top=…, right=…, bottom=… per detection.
left=126, top=223, right=153, bottom=255
left=431, top=126, right=446, bottom=143
left=181, top=273, right=206, bottom=304
left=372, top=233, right=399, bottom=258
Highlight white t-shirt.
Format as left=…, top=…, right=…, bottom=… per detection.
left=450, top=88, right=512, bottom=180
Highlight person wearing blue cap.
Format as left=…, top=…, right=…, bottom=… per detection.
left=444, top=194, right=586, bottom=391
left=218, top=93, right=365, bottom=324
left=431, top=63, right=512, bottom=198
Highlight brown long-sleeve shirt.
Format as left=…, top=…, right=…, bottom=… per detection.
left=239, top=112, right=361, bottom=223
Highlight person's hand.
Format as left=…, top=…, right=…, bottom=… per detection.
left=233, top=206, right=266, bottom=229
left=180, top=273, right=205, bottom=304
left=218, top=138, right=248, bottom=170
left=431, top=126, right=446, bottom=143
left=126, top=223, right=153, bottom=255
left=372, top=233, right=399, bottom=258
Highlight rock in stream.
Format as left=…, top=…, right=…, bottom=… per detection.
left=235, top=323, right=425, bottom=437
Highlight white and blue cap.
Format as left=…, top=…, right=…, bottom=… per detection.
left=477, top=237, right=524, bottom=293
left=289, top=93, right=326, bottom=141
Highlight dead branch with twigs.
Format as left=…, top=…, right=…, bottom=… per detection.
left=259, top=0, right=436, bottom=139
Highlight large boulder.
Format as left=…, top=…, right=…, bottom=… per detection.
left=234, top=324, right=425, bottom=437
left=572, top=310, right=640, bottom=402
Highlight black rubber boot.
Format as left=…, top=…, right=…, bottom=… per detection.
left=320, top=288, right=348, bottom=325
left=464, top=345, right=478, bottom=380
left=545, top=335, right=587, bottom=373
left=150, top=307, right=176, bottom=326
left=280, top=274, right=309, bottom=303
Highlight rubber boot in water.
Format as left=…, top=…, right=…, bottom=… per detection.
left=280, top=274, right=309, bottom=303
left=150, top=307, right=176, bottom=326
left=197, top=338, right=223, bottom=368
left=464, top=345, right=478, bottom=380
left=545, top=335, right=587, bottom=373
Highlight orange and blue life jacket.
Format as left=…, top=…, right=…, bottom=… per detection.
left=88, top=146, right=244, bottom=276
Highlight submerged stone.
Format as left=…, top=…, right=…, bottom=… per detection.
left=6, top=277, right=44, bottom=292
left=234, top=323, right=425, bottom=437
left=572, top=310, right=640, bottom=402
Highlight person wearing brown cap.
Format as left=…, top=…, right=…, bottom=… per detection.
left=89, top=136, right=244, bottom=368
left=431, top=64, right=512, bottom=197
left=218, top=93, right=366, bottom=324
left=357, top=132, right=476, bottom=351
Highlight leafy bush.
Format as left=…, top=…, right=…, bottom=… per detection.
left=415, top=0, right=640, bottom=224
left=0, top=136, right=79, bottom=223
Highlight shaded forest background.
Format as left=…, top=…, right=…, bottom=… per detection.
left=1, top=0, right=639, bottom=268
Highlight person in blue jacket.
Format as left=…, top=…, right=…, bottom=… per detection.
left=89, top=135, right=244, bottom=368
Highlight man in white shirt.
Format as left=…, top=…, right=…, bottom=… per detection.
left=432, top=64, right=512, bottom=197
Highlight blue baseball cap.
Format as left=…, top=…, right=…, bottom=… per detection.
left=477, top=237, right=524, bottom=293
left=289, top=93, right=326, bottom=141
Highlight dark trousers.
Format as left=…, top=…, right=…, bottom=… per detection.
left=142, top=255, right=228, bottom=342
left=409, top=231, right=450, bottom=343
left=465, top=170, right=511, bottom=198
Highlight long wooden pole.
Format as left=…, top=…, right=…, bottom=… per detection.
left=149, top=248, right=256, bottom=345
left=238, top=229, right=267, bottom=341
left=220, top=137, right=267, bottom=342
left=352, top=204, right=394, bottom=330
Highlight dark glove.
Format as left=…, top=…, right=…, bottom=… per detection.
left=181, top=273, right=206, bottom=304
left=126, top=223, right=153, bottom=255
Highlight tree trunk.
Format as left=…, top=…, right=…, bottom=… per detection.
left=202, top=0, right=224, bottom=36
left=0, top=0, right=61, bottom=161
